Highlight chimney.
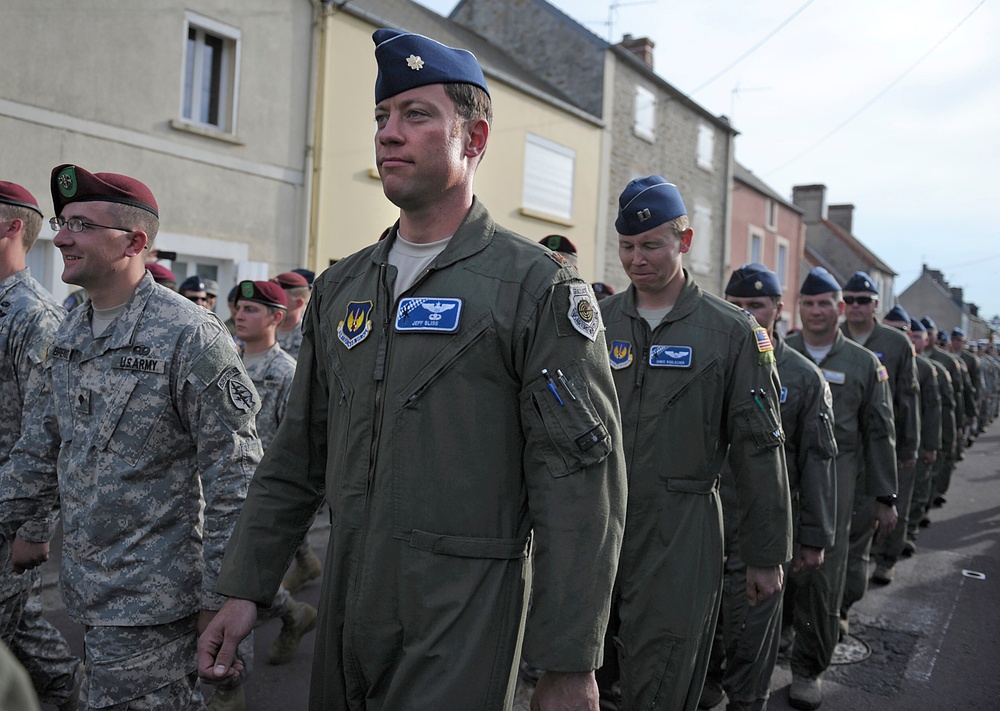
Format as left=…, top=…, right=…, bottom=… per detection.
left=951, top=287, right=964, bottom=305
left=791, top=184, right=826, bottom=223
left=827, top=204, right=855, bottom=233
left=620, top=34, right=655, bottom=69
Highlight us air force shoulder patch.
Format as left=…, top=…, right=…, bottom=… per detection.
left=567, top=284, right=599, bottom=342
left=876, top=365, right=889, bottom=382
left=339, top=301, right=373, bottom=349
left=395, top=298, right=462, bottom=333
left=609, top=340, right=633, bottom=370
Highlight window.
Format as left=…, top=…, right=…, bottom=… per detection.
left=182, top=13, right=241, bottom=133
left=522, top=134, right=575, bottom=221
left=697, top=123, right=715, bottom=171
left=634, top=85, right=656, bottom=142
left=688, top=203, right=713, bottom=275
left=748, top=228, right=764, bottom=264
left=776, top=238, right=789, bottom=287
left=766, top=200, right=778, bottom=231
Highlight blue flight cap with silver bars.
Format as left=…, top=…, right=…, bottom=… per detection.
left=615, top=176, right=687, bottom=236
left=800, top=267, right=841, bottom=295
left=725, top=263, right=782, bottom=297
left=373, top=29, right=489, bottom=103
left=884, top=304, right=910, bottom=323
left=843, top=271, right=878, bottom=294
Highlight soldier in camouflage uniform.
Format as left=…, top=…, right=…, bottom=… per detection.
left=0, top=165, right=262, bottom=710
left=0, top=181, right=80, bottom=710
left=207, top=281, right=317, bottom=711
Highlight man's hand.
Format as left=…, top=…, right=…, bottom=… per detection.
left=920, top=448, right=938, bottom=467
left=197, top=598, right=256, bottom=684
left=11, top=538, right=49, bottom=574
left=530, top=670, right=599, bottom=711
left=873, top=502, right=899, bottom=544
left=898, top=458, right=917, bottom=472
left=791, top=544, right=824, bottom=572
left=746, top=564, right=783, bottom=605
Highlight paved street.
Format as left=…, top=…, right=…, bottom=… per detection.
left=38, top=427, right=1000, bottom=710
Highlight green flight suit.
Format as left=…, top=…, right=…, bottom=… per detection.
left=877, top=353, right=941, bottom=567
left=784, top=330, right=896, bottom=679
left=710, top=336, right=836, bottom=710
left=909, top=357, right=953, bottom=544
left=216, top=199, right=627, bottom=710
left=928, top=345, right=967, bottom=502
left=839, top=321, right=918, bottom=618
left=597, top=273, right=791, bottom=711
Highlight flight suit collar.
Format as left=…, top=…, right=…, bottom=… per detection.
left=620, top=269, right=701, bottom=323
left=369, top=196, right=494, bottom=271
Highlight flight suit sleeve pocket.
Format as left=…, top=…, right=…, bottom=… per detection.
left=738, top=394, right=785, bottom=451
left=522, top=370, right=613, bottom=478
left=813, top=411, right=838, bottom=459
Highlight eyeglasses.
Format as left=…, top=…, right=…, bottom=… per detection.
left=187, top=295, right=210, bottom=304
left=842, top=295, right=875, bottom=306
left=50, top=216, right=132, bottom=233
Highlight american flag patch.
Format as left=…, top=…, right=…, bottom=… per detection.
left=754, top=327, right=774, bottom=353
left=876, top=365, right=889, bottom=382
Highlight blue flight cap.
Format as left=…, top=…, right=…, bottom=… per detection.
left=615, top=176, right=687, bottom=236
left=179, top=275, right=206, bottom=293
left=800, top=267, right=841, bottom=295
left=843, top=271, right=878, bottom=294
left=937, top=330, right=951, bottom=345
left=373, top=29, right=489, bottom=104
left=920, top=315, right=938, bottom=331
left=951, top=327, right=966, bottom=339
left=292, top=268, right=315, bottom=285
left=725, top=263, right=782, bottom=297
left=884, top=304, right=910, bottom=323
left=910, top=318, right=926, bottom=333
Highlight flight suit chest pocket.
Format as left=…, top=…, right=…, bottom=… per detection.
left=525, top=365, right=612, bottom=478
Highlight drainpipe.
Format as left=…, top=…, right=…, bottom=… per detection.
left=302, top=0, right=334, bottom=272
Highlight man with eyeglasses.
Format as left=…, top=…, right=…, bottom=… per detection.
left=0, top=181, right=81, bottom=710
left=837, top=272, right=917, bottom=629
left=873, top=307, right=941, bottom=583
left=0, top=164, right=262, bottom=710
left=783, top=267, right=896, bottom=710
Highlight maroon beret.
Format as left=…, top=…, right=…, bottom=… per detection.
left=51, top=164, right=158, bottom=217
left=272, top=271, right=310, bottom=289
left=237, top=280, right=287, bottom=309
left=540, top=234, right=577, bottom=255
left=0, top=181, right=43, bottom=216
left=145, top=262, right=176, bottom=281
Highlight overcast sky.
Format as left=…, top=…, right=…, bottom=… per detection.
left=411, top=0, right=1000, bottom=318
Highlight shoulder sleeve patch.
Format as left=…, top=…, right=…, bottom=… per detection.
left=876, top=365, right=889, bottom=382
left=566, top=283, right=601, bottom=342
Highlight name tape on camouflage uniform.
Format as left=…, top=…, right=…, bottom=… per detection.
left=114, top=355, right=166, bottom=374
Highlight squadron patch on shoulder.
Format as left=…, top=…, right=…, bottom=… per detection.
left=217, top=367, right=256, bottom=413
left=567, top=284, right=600, bottom=342
left=338, top=301, right=374, bottom=348
left=876, top=365, right=889, bottom=382
left=609, top=340, right=633, bottom=370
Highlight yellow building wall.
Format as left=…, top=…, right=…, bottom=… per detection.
left=312, top=13, right=604, bottom=281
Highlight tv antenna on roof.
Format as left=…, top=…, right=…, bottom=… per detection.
left=602, top=0, right=655, bottom=43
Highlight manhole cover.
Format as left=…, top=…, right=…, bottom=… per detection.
left=831, top=633, right=871, bottom=665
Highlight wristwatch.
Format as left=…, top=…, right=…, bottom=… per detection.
left=875, top=494, right=897, bottom=507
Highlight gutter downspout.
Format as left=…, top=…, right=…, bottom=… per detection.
left=302, top=0, right=333, bottom=272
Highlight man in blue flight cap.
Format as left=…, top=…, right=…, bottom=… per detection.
left=699, top=263, right=836, bottom=711
left=200, top=28, right=626, bottom=711
left=782, top=267, right=897, bottom=710
left=596, top=179, right=792, bottom=711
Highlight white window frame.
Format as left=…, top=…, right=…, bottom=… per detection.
left=689, top=203, right=713, bottom=275
left=521, top=133, right=575, bottom=221
left=633, top=85, right=656, bottom=142
left=766, top=199, right=778, bottom=231
left=776, top=236, right=790, bottom=288
left=180, top=12, right=241, bottom=135
left=697, top=123, right=715, bottom=171
left=748, top=226, right=764, bottom=264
